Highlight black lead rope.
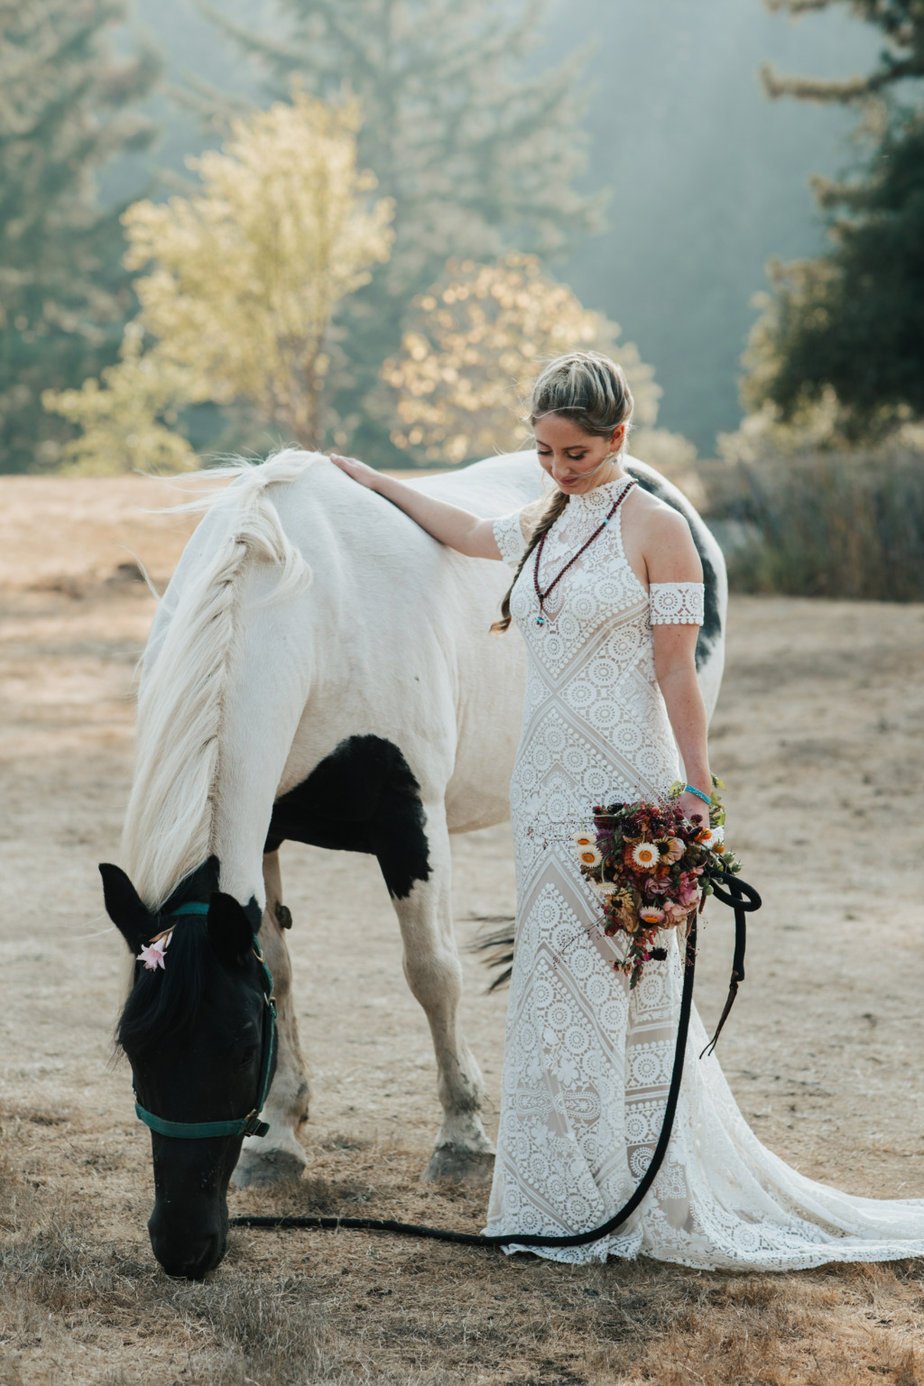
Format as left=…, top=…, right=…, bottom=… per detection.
left=230, top=870, right=761, bottom=1251
left=699, top=872, right=760, bottom=1059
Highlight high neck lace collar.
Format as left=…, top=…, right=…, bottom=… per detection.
left=565, top=471, right=635, bottom=512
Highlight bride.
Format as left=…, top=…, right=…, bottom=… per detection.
left=329, top=350, right=924, bottom=1269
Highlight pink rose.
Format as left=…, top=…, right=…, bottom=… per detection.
left=677, top=873, right=702, bottom=908
left=644, top=876, right=672, bottom=898
left=661, top=899, right=691, bottom=926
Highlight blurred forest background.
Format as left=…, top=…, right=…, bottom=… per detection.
left=2, top=0, right=922, bottom=596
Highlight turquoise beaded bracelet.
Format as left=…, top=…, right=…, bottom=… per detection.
left=682, top=783, right=712, bottom=805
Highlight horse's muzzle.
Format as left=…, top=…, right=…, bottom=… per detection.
left=149, top=1211, right=228, bottom=1279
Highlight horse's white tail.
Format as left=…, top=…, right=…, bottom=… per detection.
left=122, top=450, right=314, bottom=910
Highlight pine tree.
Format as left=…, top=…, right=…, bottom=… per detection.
left=762, top=0, right=923, bottom=102
left=199, top=0, right=600, bottom=462
left=0, top=0, right=160, bottom=472
left=743, top=0, right=924, bottom=436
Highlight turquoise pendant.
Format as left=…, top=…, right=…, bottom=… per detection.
left=535, top=615, right=546, bottom=627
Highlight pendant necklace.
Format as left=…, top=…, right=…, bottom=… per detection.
left=533, top=479, right=637, bottom=627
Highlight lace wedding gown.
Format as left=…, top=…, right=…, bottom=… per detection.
left=482, top=471, right=924, bottom=1269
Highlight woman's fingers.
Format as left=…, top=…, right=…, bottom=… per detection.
left=328, top=452, right=379, bottom=490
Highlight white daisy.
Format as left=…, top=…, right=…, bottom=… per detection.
left=631, top=842, right=659, bottom=870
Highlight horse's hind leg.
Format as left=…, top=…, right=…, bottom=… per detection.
left=391, top=805, right=495, bottom=1185
left=232, top=849, right=311, bottom=1188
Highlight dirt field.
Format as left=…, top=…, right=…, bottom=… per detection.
left=2, top=476, right=923, bottom=1385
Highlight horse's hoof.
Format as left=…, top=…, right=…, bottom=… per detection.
left=422, top=1146, right=495, bottom=1185
left=232, top=1145, right=307, bottom=1189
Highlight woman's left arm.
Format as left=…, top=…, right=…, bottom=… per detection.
left=643, top=507, right=712, bottom=819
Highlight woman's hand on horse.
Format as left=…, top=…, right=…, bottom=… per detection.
left=329, top=453, right=381, bottom=490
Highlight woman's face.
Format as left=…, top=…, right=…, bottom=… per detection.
left=533, top=414, right=626, bottom=495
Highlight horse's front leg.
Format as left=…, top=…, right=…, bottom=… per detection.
left=232, top=849, right=311, bottom=1187
left=391, top=806, right=495, bottom=1184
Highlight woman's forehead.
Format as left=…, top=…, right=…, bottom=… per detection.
left=533, top=414, right=597, bottom=447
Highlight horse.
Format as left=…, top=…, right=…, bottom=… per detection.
left=100, top=447, right=727, bottom=1278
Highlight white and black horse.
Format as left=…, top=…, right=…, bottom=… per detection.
left=101, top=448, right=727, bottom=1278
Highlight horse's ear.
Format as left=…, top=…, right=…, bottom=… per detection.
left=207, top=891, right=254, bottom=966
left=99, top=863, right=154, bottom=951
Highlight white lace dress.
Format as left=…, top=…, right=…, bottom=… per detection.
left=482, top=471, right=924, bottom=1269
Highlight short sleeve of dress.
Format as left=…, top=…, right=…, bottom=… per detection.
left=492, top=508, right=530, bottom=570
left=649, top=581, right=705, bottom=626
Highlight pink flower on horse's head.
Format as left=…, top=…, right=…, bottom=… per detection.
left=137, top=937, right=169, bottom=972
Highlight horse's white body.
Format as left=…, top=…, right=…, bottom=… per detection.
left=126, top=448, right=727, bottom=1183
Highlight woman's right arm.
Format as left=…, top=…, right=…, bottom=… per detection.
left=329, top=453, right=502, bottom=560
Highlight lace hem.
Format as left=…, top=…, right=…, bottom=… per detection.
left=493, top=509, right=529, bottom=569
left=649, top=582, right=704, bottom=626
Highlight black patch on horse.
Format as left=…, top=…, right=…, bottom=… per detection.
left=266, top=735, right=431, bottom=901
left=628, top=469, right=722, bottom=669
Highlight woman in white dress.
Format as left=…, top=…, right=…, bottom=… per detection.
left=330, top=350, right=924, bottom=1270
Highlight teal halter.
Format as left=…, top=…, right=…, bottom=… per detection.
left=132, top=901, right=277, bottom=1142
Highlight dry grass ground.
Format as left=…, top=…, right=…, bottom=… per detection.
left=1, top=477, right=923, bottom=1386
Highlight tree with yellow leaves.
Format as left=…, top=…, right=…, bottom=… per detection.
left=41, top=324, right=197, bottom=475
left=381, top=254, right=695, bottom=471
left=45, top=89, right=394, bottom=470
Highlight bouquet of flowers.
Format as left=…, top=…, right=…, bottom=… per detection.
left=574, top=778, right=741, bottom=988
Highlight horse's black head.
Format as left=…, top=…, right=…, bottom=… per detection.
left=101, top=861, right=273, bottom=1280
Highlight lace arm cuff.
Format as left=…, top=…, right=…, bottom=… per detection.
left=492, top=509, right=529, bottom=570
left=649, top=581, right=705, bottom=626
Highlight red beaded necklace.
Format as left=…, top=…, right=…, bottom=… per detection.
left=532, top=478, right=637, bottom=627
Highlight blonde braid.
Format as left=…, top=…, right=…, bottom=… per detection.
left=490, top=490, right=569, bottom=634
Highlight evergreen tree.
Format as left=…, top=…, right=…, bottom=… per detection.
left=200, top=0, right=600, bottom=461
left=744, top=0, right=924, bottom=437
left=0, top=0, right=160, bottom=472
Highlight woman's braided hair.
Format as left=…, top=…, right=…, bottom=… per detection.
left=491, top=351, right=634, bottom=634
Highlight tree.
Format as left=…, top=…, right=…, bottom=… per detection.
left=0, top=0, right=160, bottom=472
left=742, top=0, right=924, bottom=438
left=761, top=0, right=923, bottom=103
left=42, top=323, right=198, bottom=474
left=382, top=253, right=695, bottom=471
left=199, top=0, right=601, bottom=461
left=45, top=90, right=394, bottom=468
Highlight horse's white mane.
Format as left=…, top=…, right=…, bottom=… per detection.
left=122, top=449, right=315, bottom=910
